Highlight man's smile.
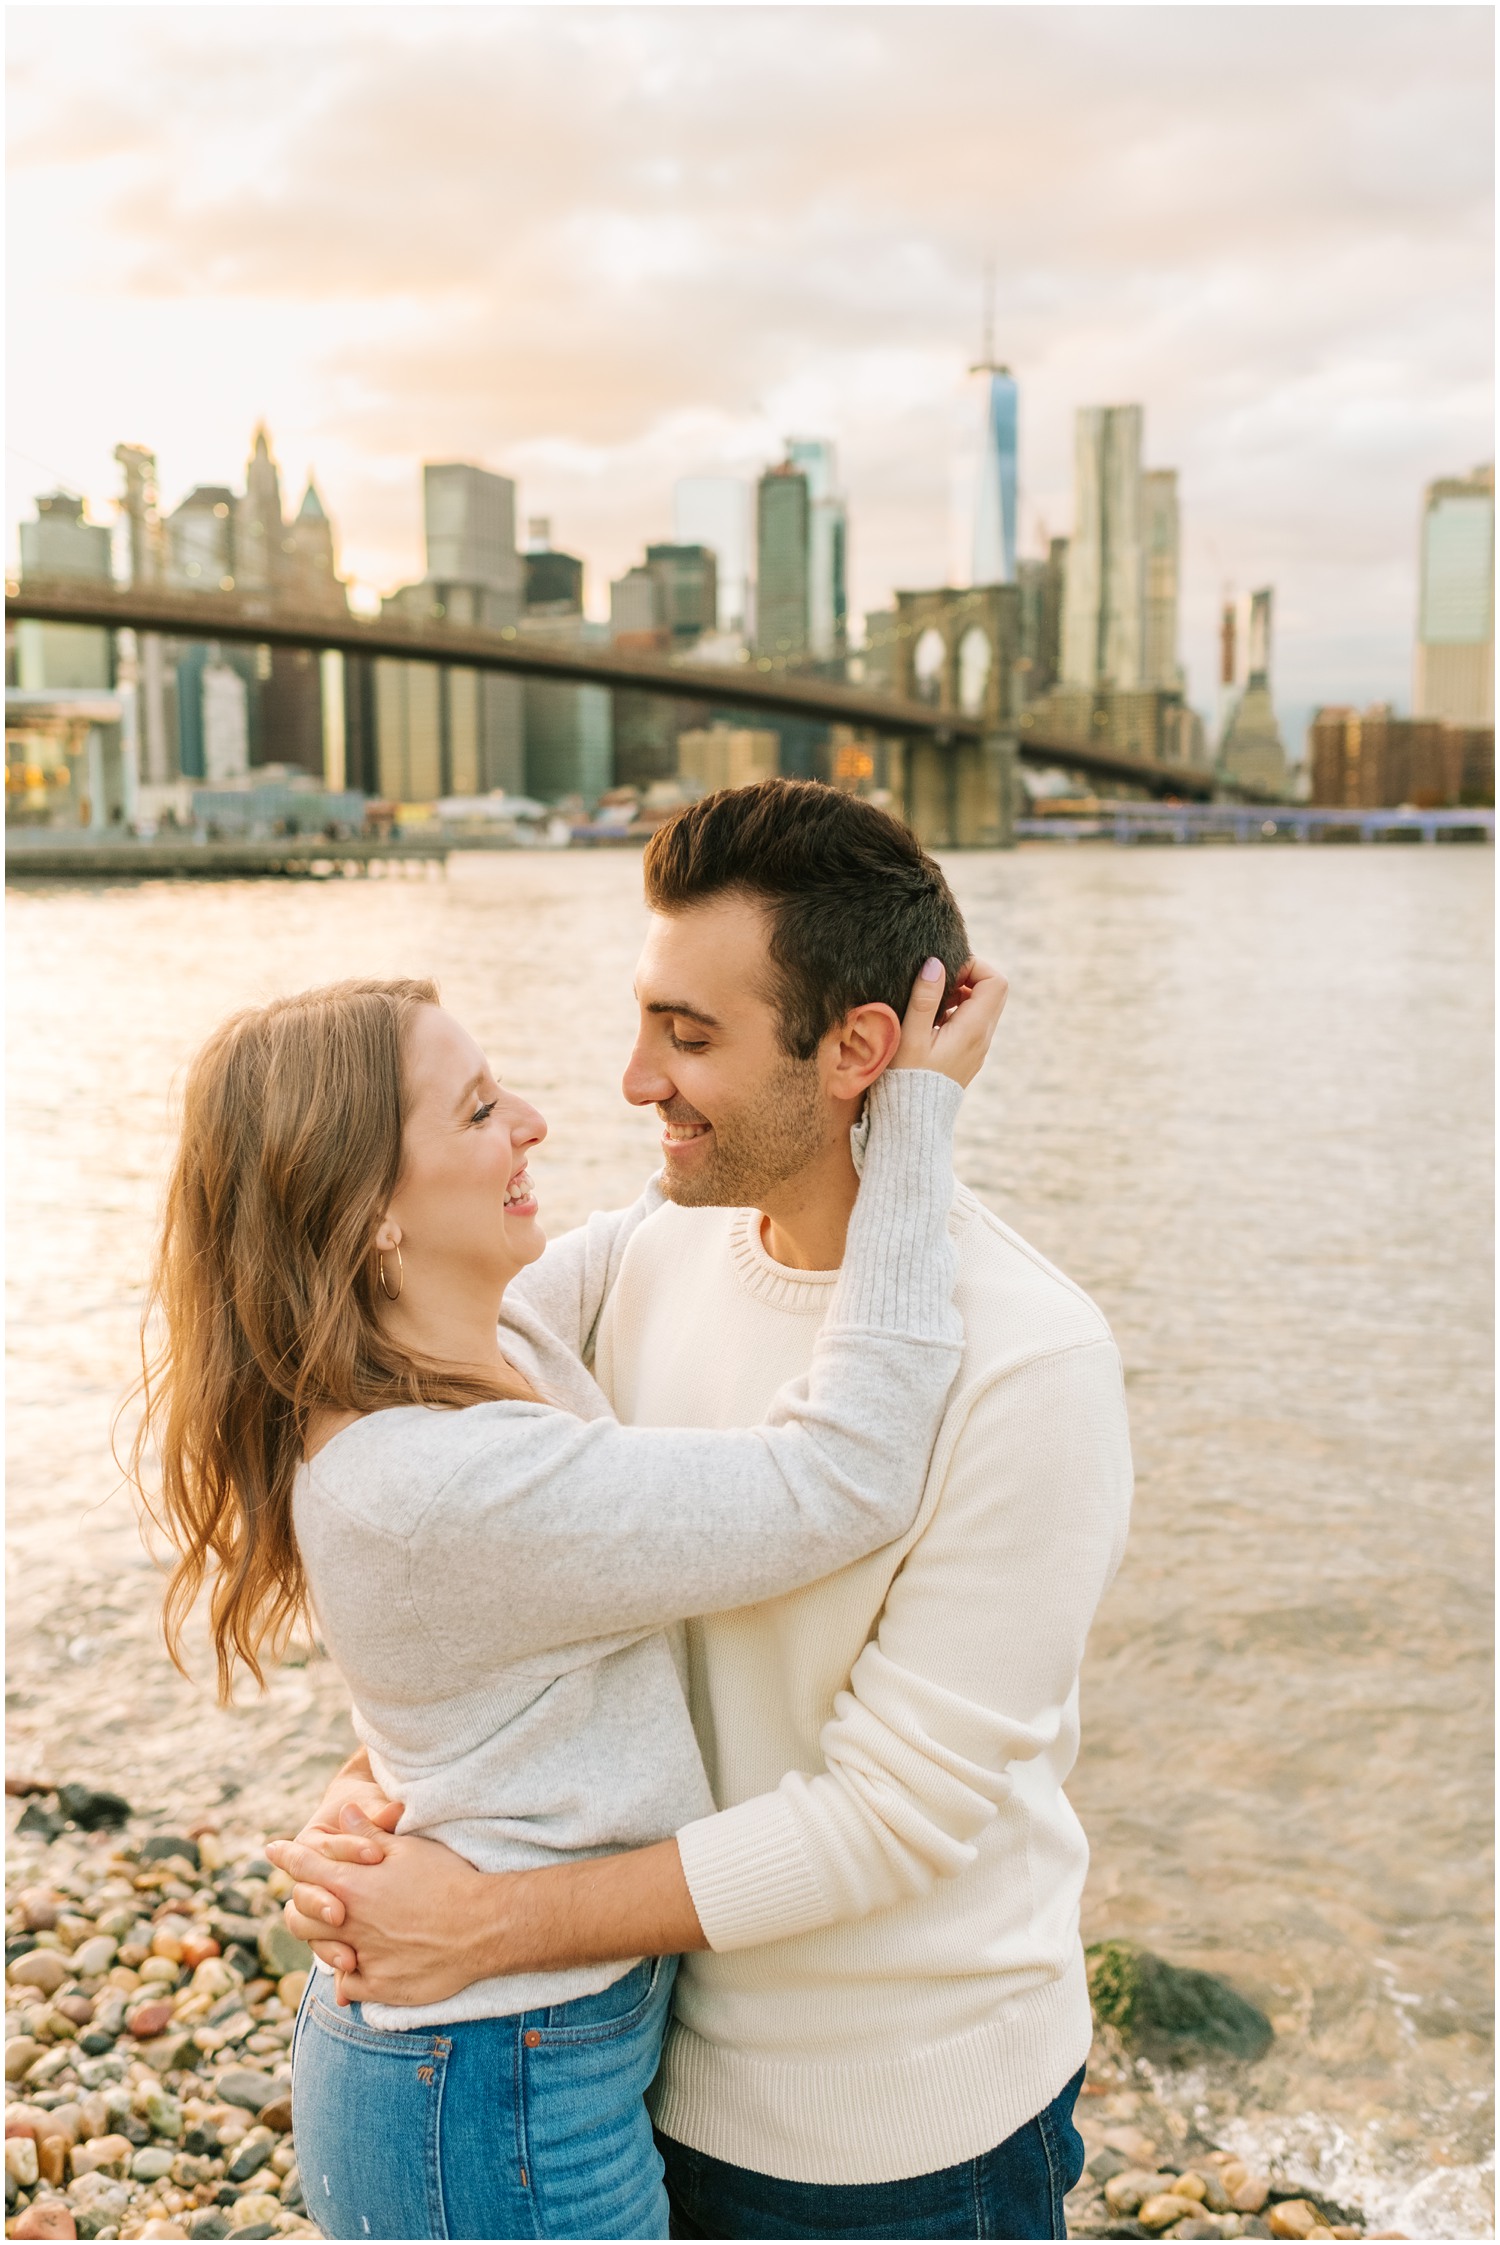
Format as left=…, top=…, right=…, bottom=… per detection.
left=659, top=1109, right=712, bottom=1151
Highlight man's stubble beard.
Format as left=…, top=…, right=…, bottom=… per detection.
left=658, top=1051, right=828, bottom=1209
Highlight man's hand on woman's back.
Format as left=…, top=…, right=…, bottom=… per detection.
left=271, top=1749, right=404, bottom=1974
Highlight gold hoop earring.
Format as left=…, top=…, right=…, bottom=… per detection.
left=377, top=1244, right=404, bottom=1302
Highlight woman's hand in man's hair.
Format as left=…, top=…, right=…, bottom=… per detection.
left=889, top=955, right=1007, bottom=1090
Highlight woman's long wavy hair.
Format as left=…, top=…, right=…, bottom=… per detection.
left=129, top=977, right=531, bottom=1701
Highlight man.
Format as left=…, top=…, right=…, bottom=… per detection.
left=269, top=779, right=1133, bottom=2240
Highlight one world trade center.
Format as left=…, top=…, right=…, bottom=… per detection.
left=971, top=283, right=1018, bottom=585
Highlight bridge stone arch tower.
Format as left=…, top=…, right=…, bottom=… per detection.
left=891, top=583, right=1020, bottom=845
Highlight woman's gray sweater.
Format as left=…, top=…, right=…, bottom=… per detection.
left=292, top=1067, right=962, bottom=2026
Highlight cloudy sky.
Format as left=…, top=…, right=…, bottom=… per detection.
left=7, top=4, right=1494, bottom=731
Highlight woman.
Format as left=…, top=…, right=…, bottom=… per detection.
left=133, top=961, right=1002, bottom=2241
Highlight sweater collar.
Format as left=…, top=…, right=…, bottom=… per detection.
left=725, top=1181, right=972, bottom=1315
left=727, top=1206, right=843, bottom=1312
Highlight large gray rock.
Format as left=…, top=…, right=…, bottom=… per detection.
left=1086, top=1940, right=1274, bottom=2064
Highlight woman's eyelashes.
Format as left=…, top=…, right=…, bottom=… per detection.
left=469, top=1099, right=498, bottom=1127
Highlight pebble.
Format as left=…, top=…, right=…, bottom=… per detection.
left=11, top=2203, right=78, bottom=2239
left=4, top=1815, right=320, bottom=2243
left=124, top=1999, right=176, bottom=2041
left=139, top=1838, right=201, bottom=1872
left=212, top=2072, right=276, bottom=2115
left=1139, top=2192, right=1207, bottom=2232
left=7, top=1957, right=69, bottom=1999
left=1268, top=2205, right=1322, bottom=2240
left=69, top=2131, right=133, bottom=2177
left=227, top=2191, right=282, bottom=2233
left=5, top=2138, right=39, bottom=2187
left=5, top=2041, right=43, bottom=2083
left=1105, top=2169, right=1181, bottom=2214
left=34, top=2139, right=67, bottom=2188
left=68, top=1937, right=116, bottom=1981
left=129, top=2143, right=176, bottom=2182
left=136, top=2091, right=183, bottom=2143
left=226, top=2128, right=275, bottom=2183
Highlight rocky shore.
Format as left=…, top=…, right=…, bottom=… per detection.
left=4, top=1789, right=1415, bottom=2244
left=1064, top=2038, right=1408, bottom=2242
left=6, top=1789, right=316, bottom=2242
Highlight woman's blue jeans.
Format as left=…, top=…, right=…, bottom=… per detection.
left=291, top=1956, right=677, bottom=2240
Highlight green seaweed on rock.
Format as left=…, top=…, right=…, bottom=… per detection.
left=1086, top=1939, right=1274, bottom=2065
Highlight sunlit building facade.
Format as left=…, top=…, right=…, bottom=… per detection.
left=1414, top=465, right=1494, bottom=725
left=756, top=463, right=812, bottom=659
left=1060, top=405, right=1145, bottom=690
left=374, top=461, right=524, bottom=801
left=674, top=476, right=750, bottom=634
left=14, top=494, right=114, bottom=692
left=1142, top=468, right=1182, bottom=690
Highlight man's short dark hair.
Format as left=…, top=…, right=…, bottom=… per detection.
left=642, top=778, right=970, bottom=1060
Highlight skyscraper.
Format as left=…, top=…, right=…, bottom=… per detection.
left=235, top=425, right=283, bottom=595
left=423, top=463, right=523, bottom=596
left=786, top=439, right=848, bottom=659
left=114, top=444, right=171, bottom=787
left=1016, top=537, right=1068, bottom=703
left=1060, top=406, right=1145, bottom=690
left=609, top=566, right=665, bottom=644
left=375, top=461, right=524, bottom=799
left=12, top=491, right=127, bottom=828
left=520, top=610, right=613, bottom=805
left=971, top=372, right=1018, bottom=587
left=165, top=486, right=237, bottom=591
left=524, top=529, right=586, bottom=614
left=968, top=268, right=1017, bottom=588
left=283, top=480, right=346, bottom=616
left=673, top=477, right=750, bottom=633
left=1218, top=587, right=1287, bottom=793
left=645, top=544, right=719, bottom=646
left=15, top=494, right=114, bottom=691
left=1414, top=465, right=1494, bottom=724
left=756, top=463, right=812, bottom=659
left=1141, top=469, right=1181, bottom=689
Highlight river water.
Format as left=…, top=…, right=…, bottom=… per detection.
left=6, top=846, right=1493, bottom=2236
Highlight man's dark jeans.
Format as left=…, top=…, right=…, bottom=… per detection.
left=658, top=2066, right=1086, bottom=2240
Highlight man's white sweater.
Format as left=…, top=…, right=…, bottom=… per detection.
left=594, top=1183, right=1133, bottom=2185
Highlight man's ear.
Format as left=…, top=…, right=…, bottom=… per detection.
left=825, top=1002, right=902, bottom=1103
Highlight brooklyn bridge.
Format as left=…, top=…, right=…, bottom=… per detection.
left=6, top=577, right=1272, bottom=854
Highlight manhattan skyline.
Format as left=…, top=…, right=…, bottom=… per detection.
left=7, top=4, right=1494, bottom=735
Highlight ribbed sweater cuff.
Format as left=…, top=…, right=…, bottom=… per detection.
left=834, top=1069, right=961, bottom=1335
left=678, top=1792, right=831, bottom=1952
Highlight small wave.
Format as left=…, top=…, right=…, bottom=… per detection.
left=1218, top=2110, right=1495, bottom=2241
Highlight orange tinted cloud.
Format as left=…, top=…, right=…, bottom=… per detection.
left=7, top=5, right=1493, bottom=709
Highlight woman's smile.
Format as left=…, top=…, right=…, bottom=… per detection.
left=503, top=1165, right=538, bottom=1217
